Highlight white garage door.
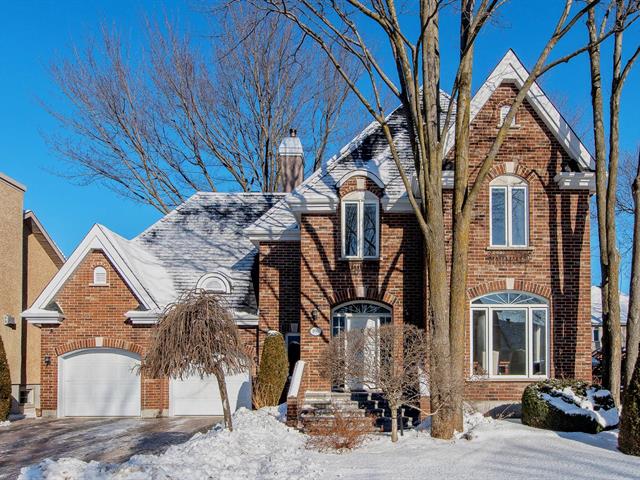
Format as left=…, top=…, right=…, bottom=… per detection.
left=59, top=348, right=141, bottom=417
left=170, top=371, right=251, bottom=416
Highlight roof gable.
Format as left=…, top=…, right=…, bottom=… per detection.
left=443, top=50, right=594, bottom=171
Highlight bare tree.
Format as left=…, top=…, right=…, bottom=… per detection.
left=255, top=0, right=620, bottom=438
left=586, top=1, right=640, bottom=404
left=44, top=5, right=358, bottom=213
left=141, top=290, right=250, bottom=430
left=322, top=324, right=429, bottom=442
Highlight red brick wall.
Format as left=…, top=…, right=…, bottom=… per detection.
left=41, top=250, right=260, bottom=414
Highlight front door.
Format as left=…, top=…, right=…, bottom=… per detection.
left=347, top=315, right=379, bottom=391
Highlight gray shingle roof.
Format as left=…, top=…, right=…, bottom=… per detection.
left=133, top=192, right=285, bottom=314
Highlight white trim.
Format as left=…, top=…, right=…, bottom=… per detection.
left=92, top=266, right=108, bottom=285
left=245, top=229, right=300, bottom=244
left=336, top=169, right=385, bottom=189
left=470, top=292, right=550, bottom=380
left=196, top=272, right=232, bottom=294
left=341, top=194, right=380, bottom=259
left=489, top=178, right=529, bottom=248
left=554, top=172, right=596, bottom=192
left=286, top=195, right=338, bottom=213
left=287, top=360, right=306, bottom=398
left=21, top=225, right=160, bottom=323
left=22, top=309, right=64, bottom=325
left=444, top=50, right=594, bottom=171
left=126, top=309, right=162, bottom=325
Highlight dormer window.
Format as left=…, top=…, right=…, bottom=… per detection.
left=196, top=273, right=231, bottom=294
left=499, top=105, right=516, bottom=127
left=92, top=266, right=108, bottom=285
left=341, top=190, right=379, bottom=259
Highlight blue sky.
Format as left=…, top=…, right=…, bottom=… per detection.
left=0, top=1, right=638, bottom=290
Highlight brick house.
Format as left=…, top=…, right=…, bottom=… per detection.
left=23, top=51, right=594, bottom=419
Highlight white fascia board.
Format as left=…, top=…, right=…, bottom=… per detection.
left=22, top=309, right=64, bottom=325
left=444, top=50, right=595, bottom=171
left=246, top=229, right=301, bottom=245
left=26, top=224, right=159, bottom=315
left=126, top=309, right=162, bottom=325
left=554, top=172, right=595, bottom=193
left=286, top=195, right=338, bottom=213
left=381, top=195, right=417, bottom=213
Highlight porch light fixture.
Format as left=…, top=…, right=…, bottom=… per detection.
left=311, top=309, right=318, bottom=321
left=43, top=355, right=51, bottom=366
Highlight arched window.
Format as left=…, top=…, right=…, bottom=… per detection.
left=331, top=301, right=391, bottom=336
left=490, top=175, right=528, bottom=247
left=196, top=273, right=231, bottom=294
left=471, top=291, right=548, bottom=378
left=341, top=190, right=379, bottom=259
left=92, top=266, right=107, bottom=285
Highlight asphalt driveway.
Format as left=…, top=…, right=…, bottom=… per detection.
left=0, top=416, right=219, bottom=479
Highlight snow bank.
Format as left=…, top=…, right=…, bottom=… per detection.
left=0, top=420, right=10, bottom=427
left=19, top=408, right=322, bottom=480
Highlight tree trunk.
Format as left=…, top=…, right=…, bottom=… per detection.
left=627, top=153, right=640, bottom=387
left=390, top=402, right=399, bottom=443
left=214, top=368, right=233, bottom=431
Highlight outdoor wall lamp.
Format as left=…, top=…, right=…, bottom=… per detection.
left=43, top=355, right=51, bottom=366
left=311, top=309, right=318, bottom=321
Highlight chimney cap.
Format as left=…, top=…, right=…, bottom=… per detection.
left=278, top=129, right=303, bottom=157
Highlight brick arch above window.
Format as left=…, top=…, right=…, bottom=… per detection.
left=54, top=338, right=144, bottom=357
left=467, top=280, right=551, bottom=301
left=329, top=287, right=397, bottom=308
left=487, top=162, right=536, bottom=183
left=337, top=176, right=384, bottom=198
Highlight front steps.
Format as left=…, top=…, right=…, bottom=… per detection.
left=300, top=391, right=421, bottom=433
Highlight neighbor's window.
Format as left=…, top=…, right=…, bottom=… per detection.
left=490, top=175, right=528, bottom=247
left=92, top=266, right=107, bottom=285
left=341, top=191, right=379, bottom=259
left=471, top=292, right=548, bottom=378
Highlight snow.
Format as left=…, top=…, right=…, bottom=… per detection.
left=0, top=420, right=10, bottom=427
left=20, top=409, right=640, bottom=480
left=540, top=386, right=619, bottom=429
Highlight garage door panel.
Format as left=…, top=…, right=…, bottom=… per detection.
left=170, top=371, right=251, bottom=416
left=60, top=348, right=141, bottom=417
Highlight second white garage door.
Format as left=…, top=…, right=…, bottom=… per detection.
left=170, top=371, right=251, bottom=416
left=59, top=348, right=141, bottom=417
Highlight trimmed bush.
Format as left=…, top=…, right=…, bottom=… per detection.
left=619, top=355, right=640, bottom=455
left=522, top=379, right=618, bottom=434
left=0, top=335, right=11, bottom=420
left=256, top=332, right=289, bottom=407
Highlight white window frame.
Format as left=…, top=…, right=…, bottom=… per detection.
left=489, top=175, right=529, bottom=248
left=92, top=266, right=108, bottom=286
left=499, top=105, right=516, bottom=127
left=196, top=272, right=232, bottom=294
left=470, top=292, right=549, bottom=380
left=341, top=191, right=380, bottom=259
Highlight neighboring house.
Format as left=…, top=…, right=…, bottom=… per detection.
left=0, top=172, right=64, bottom=415
left=23, top=50, right=594, bottom=419
left=591, top=285, right=628, bottom=351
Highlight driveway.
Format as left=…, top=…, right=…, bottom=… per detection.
left=0, top=416, right=219, bottom=479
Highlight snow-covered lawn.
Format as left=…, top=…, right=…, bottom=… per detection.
left=20, top=408, right=640, bottom=480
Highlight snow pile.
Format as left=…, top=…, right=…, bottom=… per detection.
left=19, top=408, right=322, bottom=480
left=541, top=386, right=619, bottom=429
left=415, top=410, right=495, bottom=438
left=0, top=420, right=10, bottom=427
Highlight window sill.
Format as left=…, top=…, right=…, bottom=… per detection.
left=339, top=257, right=380, bottom=262
left=485, top=246, right=534, bottom=252
left=89, top=283, right=110, bottom=287
left=468, top=376, right=547, bottom=382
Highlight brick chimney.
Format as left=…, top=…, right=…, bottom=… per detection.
left=277, top=129, right=304, bottom=193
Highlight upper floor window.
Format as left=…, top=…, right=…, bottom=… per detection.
left=92, top=266, right=108, bottom=285
left=341, top=191, right=379, bottom=259
left=490, top=175, right=528, bottom=247
left=499, top=105, right=516, bottom=127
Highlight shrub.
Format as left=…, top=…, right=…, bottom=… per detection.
left=0, top=336, right=11, bottom=420
left=522, top=379, right=618, bottom=434
left=619, top=355, right=640, bottom=455
left=256, top=332, right=288, bottom=407
left=306, top=410, right=374, bottom=451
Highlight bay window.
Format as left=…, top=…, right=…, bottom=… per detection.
left=490, top=175, right=528, bottom=247
left=471, top=292, right=548, bottom=378
left=341, top=191, right=379, bottom=259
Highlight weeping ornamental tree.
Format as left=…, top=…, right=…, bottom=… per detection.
left=0, top=336, right=10, bottom=420
left=142, top=290, right=251, bottom=430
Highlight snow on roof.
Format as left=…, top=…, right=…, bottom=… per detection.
left=591, top=285, right=629, bottom=326
left=134, top=192, right=284, bottom=314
